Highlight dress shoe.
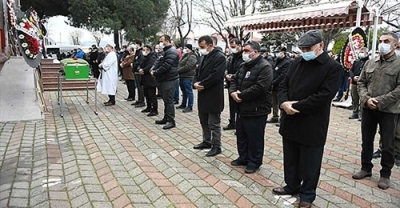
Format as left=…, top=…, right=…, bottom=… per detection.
left=298, top=201, right=312, bottom=208
left=147, top=111, right=158, bottom=117
left=275, top=123, right=280, bottom=127
left=372, top=149, right=382, bottom=158
left=230, top=159, right=247, bottom=166
left=377, top=177, right=390, bottom=189
left=155, top=119, right=168, bottom=125
left=348, top=113, right=359, bottom=119
left=141, top=108, right=152, bottom=113
left=352, top=170, right=372, bottom=180
left=223, top=123, right=235, bottom=130
left=125, top=98, right=134, bottom=101
left=182, top=107, right=192, bottom=113
left=176, top=105, right=186, bottom=109
left=103, top=101, right=110, bottom=104
left=162, top=122, right=176, bottom=130
left=135, top=103, right=146, bottom=108
left=131, top=101, right=143, bottom=106
left=104, top=102, right=115, bottom=106
left=205, top=147, right=221, bottom=157
left=193, top=142, right=212, bottom=150
left=244, top=167, right=258, bottom=174
left=272, top=187, right=293, bottom=195
left=266, top=117, right=279, bottom=123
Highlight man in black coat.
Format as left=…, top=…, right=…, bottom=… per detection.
left=273, top=30, right=342, bottom=208
left=89, top=45, right=100, bottom=79
left=349, top=47, right=369, bottom=120
left=224, top=38, right=244, bottom=130
left=139, top=45, right=158, bottom=116
left=132, top=39, right=145, bottom=107
left=268, top=47, right=291, bottom=124
left=150, top=35, right=179, bottom=130
left=229, top=41, right=272, bottom=173
left=193, top=35, right=226, bottom=157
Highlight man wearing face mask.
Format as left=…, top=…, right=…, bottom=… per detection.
left=176, top=44, right=197, bottom=113
left=349, top=47, right=369, bottom=120
left=132, top=39, right=145, bottom=107
left=139, top=45, right=158, bottom=116
left=193, top=35, right=226, bottom=157
left=224, top=38, right=244, bottom=131
left=268, top=47, right=291, bottom=124
left=150, top=35, right=179, bottom=130
left=273, top=30, right=342, bottom=208
left=229, top=41, right=272, bottom=174
left=353, top=32, right=400, bottom=190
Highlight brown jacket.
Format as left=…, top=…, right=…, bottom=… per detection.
left=121, top=54, right=135, bottom=80
left=358, top=54, right=400, bottom=114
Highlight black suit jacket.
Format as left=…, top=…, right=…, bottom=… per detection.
left=278, top=52, right=342, bottom=146
left=194, top=48, right=226, bottom=113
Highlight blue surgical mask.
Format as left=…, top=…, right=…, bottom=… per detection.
left=302, top=51, right=316, bottom=61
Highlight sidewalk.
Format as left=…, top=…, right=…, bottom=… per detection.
left=0, top=81, right=399, bottom=208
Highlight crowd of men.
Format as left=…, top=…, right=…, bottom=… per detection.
left=78, top=30, right=400, bottom=208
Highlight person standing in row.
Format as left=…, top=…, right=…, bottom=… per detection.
left=120, top=46, right=136, bottom=101
left=229, top=41, right=272, bottom=173
left=132, top=39, right=145, bottom=107
left=353, top=32, right=400, bottom=190
left=139, top=45, right=159, bottom=116
left=273, top=30, right=342, bottom=208
left=176, top=44, right=197, bottom=113
left=224, top=38, right=244, bottom=131
left=193, top=35, right=226, bottom=157
left=151, top=35, right=180, bottom=130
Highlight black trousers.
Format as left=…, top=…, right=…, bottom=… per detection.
left=228, top=95, right=237, bottom=123
left=135, top=74, right=144, bottom=103
left=108, top=95, right=115, bottom=103
left=236, top=115, right=267, bottom=169
left=282, top=138, right=324, bottom=203
left=361, top=108, right=398, bottom=178
left=125, top=80, right=136, bottom=99
left=144, top=87, right=157, bottom=112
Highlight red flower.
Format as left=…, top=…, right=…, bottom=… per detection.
left=24, top=21, right=30, bottom=29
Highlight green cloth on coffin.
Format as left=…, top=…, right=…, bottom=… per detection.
left=61, top=59, right=90, bottom=80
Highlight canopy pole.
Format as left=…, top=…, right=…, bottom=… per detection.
left=3, top=0, right=9, bottom=55
left=371, top=7, right=380, bottom=57
left=356, top=0, right=363, bottom=27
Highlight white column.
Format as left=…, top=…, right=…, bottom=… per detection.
left=3, top=0, right=9, bottom=55
left=371, top=7, right=380, bottom=57
left=356, top=0, right=363, bottom=27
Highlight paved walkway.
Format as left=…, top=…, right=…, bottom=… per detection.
left=0, top=81, right=399, bottom=208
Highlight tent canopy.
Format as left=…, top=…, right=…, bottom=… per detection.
left=224, top=0, right=382, bottom=33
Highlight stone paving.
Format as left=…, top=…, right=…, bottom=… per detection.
left=0, top=81, right=399, bottom=208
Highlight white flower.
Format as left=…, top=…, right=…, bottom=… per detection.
left=29, top=54, right=34, bottom=59
left=32, top=55, right=37, bottom=59
left=22, top=43, right=28, bottom=48
left=19, top=22, right=24, bottom=27
left=19, top=34, right=24, bottom=39
left=25, top=49, right=30, bottom=55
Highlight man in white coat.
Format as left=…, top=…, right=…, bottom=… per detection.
left=97, top=43, right=119, bottom=106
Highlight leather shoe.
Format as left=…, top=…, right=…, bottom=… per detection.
left=147, top=111, right=158, bottom=117
left=298, top=201, right=312, bottom=208
left=205, top=147, right=221, bottom=157
left=104, top=102, right=115, bottom=106
left=352, top=170, right=372, bottom=180
left=267, top=117, right=279, bottom=123
left=348, top=113, right=359, bottom=119
left=230, top=159, right=247, bottom=166
left=162, top=122, right=176, bottom=130
left=244, top=167, right=258, bottom=174
left=176, top=105, right=185, bottom=109
left=372, top=149, right=382, bottom=159
left=182, top=107, right=192, bottom=113
left=135, top=103, right=146, bottom=108
left=272, top=187, right=293, bottom=195
left=155, top=119, right=168, bottom=125
left=141, top=108, right=151, bottom=113
left=193, top=142, right=212, bottom=150
left=377, top=177, right=390, bottom=189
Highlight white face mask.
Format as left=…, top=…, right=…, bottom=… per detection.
left=359, top=53, right=366, bottom=59
left=142, top=51, right=148, bottom=56
left=242, top=53, right=251, bottom=63
left=199, top=48, right=208, bottom=55
left=230, top=48, right=238, bottom=54
left=159, top=42, right=165, bottom=49
left=379, top=43, right=392, bottom=55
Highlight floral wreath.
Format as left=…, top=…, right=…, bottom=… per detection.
left=16, top=18, right=41, bottom=59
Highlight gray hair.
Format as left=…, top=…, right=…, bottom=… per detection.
left=382, top=32, right=399, bottom=42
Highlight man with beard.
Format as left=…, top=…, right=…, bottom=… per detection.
left=151, top=35, right=179, bottom=130
left=223, top=38, right=244, bottom=131
left=97, top=43, right=119, bottom=106
left=349, top=47, right=369, bottom=120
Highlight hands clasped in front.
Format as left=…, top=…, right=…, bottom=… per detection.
left=194, top=82, right=205, bottom=92
left=281, top=101, right=300, bottom=115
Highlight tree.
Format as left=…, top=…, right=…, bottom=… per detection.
left=169, top=0, right=194, bottom=47
left=70, top=30, right=83, bottom=45
left=20, top=0, right=70, bottom=18
left=91, top=31, right=102, bottom=46
left=366, top=0, right=400, bottom=30
left=195, top=0, right=257, bottom=45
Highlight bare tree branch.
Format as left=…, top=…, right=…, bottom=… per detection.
left=70, top=30, right=83, bottom=45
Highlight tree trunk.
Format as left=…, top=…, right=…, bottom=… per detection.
left=113, top=30, right=120, bottom=49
